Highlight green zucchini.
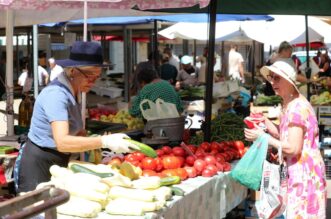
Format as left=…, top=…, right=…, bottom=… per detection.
left=160, top=176, right=181, bottom=186
left=125, top=139, right=157, bottom=158
left=70, top=164, right=113, bottom=178
left=171, top=186, right=185, bottom=196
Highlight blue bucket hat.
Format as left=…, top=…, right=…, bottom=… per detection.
left=56, top=41, right=107, bottom=68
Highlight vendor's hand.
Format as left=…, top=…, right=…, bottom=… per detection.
left=244, top=123, right=265, bottom=142
left=101, top=133, right=138, bottom=153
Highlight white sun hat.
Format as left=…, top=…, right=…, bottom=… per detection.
left=260, top=59, right=300, bottom=94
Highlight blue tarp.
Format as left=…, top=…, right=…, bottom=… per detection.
left=41, top=14, right=273, bottom=27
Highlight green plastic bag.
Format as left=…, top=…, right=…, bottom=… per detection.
left=230, top=134, right=269, bottom=190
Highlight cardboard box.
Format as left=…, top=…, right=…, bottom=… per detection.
left=249, top=190, right=260, bottom=201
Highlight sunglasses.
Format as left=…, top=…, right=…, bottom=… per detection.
left=75, top=68, right=100, bottom=82
left=267, top=74, right=281, bottom=82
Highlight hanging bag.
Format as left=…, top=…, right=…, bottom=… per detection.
left=256, top=143, right=287, bottom=219
left=230, top=134, right=269, bottom=190
left=140, top=98, right=179, bottom=121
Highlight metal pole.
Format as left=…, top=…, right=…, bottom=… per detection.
left=33, top=25, right=38, bottom=98
left=204, top=0, right=217, bottom=142
left=305, top=15, right=311, bottom=101
left=6, top=10, right=14, bottom=136
left=153, top=20, right=159, bottom=72
left=193, top=40, right=197, bottom=66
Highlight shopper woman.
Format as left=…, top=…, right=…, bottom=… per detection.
left=245, top=60, right=327, bottom=218
left=15, top=41, right=137, bottom=193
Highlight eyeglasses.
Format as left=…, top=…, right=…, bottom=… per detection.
left=267, top=74, right=281, bottom=82
left=75, top=68, right=100, bottom=82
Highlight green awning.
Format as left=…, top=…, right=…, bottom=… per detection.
left=144, top=0, right=331, bottom=16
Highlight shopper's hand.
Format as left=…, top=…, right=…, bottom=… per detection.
left=244, top=123, right=265, bottom=142
left=101, top=133, right=138, bottom=153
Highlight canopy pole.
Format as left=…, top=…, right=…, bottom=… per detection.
left=204, top=0, right=217, bottom=142
left=5, top=10, right=14, bottom=136
left=80, top=0, right=88, bottom=161
left=305, top=15, right=311, bottom=101
left=33, top=25, right=39, bottom=98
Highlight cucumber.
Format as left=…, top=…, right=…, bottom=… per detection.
left=171, top=186, right=185, bottom=196
left=160, top=176, right=181, bottom=186
left=70, top=164, right=113, bottom=178
left=125, top=139, right=157, bottom=158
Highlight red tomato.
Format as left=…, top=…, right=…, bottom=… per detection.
left=132, top=152, right=145, bottom=161
left=187, top=145, right=197, bottom=154
left=162, top=169, right=178, bottom=177
left=233, top=141, right=245, bottom=151
left=161, top=146, right=172, bottom=155
left=172, top=147, right=186, bottom=157
left=107, top=157, right=122, bottom=166
left=176, top=168, right=188, bottom=180
left=223, top=162, right=232, bottom=172
left=154, top=157, right=164, bottom=172
left=125, top=154, right=138, bottom=163
left=185, top=156, right=196, bottom=166
left=195, top=147, right=206, bottom=157
left=210, top=149, right=219, bottom=155
left=142, top=170, right=158, bottom=177
left=215, top=153, right=225, bottom=163
left=210, top=142, right=220, bottom=151
left=215, top=161, right=224, bottom=172
left=157, top=172, right=167, bottom=178
left=162, top=156, right=181, bottom=169
left=184, top=166, right=197, bottom=178
left=204, top=155, right=217, bottom=165
left=177, top=156, right=185, bottom=167
left=156, top=149, right=164, bottom=157
left=201, top=168, right=217, bottom=177
left=205, top=164, right=218, bottom=173
left=127, top=160, right=140, bottom=167
left=200, top=142, right=211, bottom=152
left=194, top=159, right=207, bottom=172
left=141, top=157, right=157, bottom=171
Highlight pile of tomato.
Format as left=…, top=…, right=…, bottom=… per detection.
left=109, top=141, right=247, bottom=180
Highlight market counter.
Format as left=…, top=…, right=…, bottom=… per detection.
left=58, top=163, right=247, bottom=219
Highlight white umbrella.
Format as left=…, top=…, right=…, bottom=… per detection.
left=1, top=0, right=210, bottom=136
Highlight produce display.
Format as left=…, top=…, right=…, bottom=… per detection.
left=190, top=112, right=247, bottom=145
left=110, top=141, right=247, bottom=180
left=89, top=108, right=144, bottom=130
left=310, top=91, right=331, bottom=105
left=253, top=94, right=282, bottom=106
left=37, top=161, right=179, bottom=217
left=178, top=86, right=205, bottom=99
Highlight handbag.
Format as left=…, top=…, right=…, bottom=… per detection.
left=230, top=134, right=269, bottom=190
left=256, top=143, right=287, bottom=219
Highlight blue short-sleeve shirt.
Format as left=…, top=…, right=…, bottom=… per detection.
left=28, top=79, right=83, bottom=149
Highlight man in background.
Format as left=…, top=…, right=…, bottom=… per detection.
left=228, top=44, right=245, bottom=83
left=48, top=57, right=63, bottom=81
left=163, top=47, right=180, bottom=71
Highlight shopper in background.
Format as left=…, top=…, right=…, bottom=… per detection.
left=38, top=64, right=49, bottom=87
left=318, top=52, right=331, bottom=78
left=131, top=51, right=160, bottom=96
left=245, top=59, right=326, bottom=218
left=160, top=53, right=178, bottom=85
left=18, top=59, right=33, bottom=94
left=129, top=68, right=183, bottom=118
left=163, top=47, right=180, bottom=71
left=175, top=55, right=199, bottom=89
left=48, top=57, right=64, bottom=81
left=15, top=41, right=137, bottom=193
left=228, top=44, right=245, bottom=83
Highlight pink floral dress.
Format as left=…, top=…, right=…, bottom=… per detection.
left=280, top=96, right=327, bottom=219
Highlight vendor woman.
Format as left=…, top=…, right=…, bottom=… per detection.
left=15, top=41, right=137, bottom=193
left=129, top=68, right=183, bottom=118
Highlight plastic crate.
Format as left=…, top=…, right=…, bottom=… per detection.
left=99, top=87, right=123, bottom=98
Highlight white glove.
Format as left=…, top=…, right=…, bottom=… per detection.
left=101, top=133, right=138, bottom=153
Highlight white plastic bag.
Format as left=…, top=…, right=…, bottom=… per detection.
left=140, top=98, right=179, bottom=121
left=256, top=145, right=287, bottom=219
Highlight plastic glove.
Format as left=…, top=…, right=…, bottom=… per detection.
left=101, top=133, right=138, bottom=153
left=244, top=123, right=266, bottom=142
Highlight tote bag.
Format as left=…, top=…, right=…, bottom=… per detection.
left=230, top=134, right=269, bottom=190
left=256, top=144, right=287, bottom=219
